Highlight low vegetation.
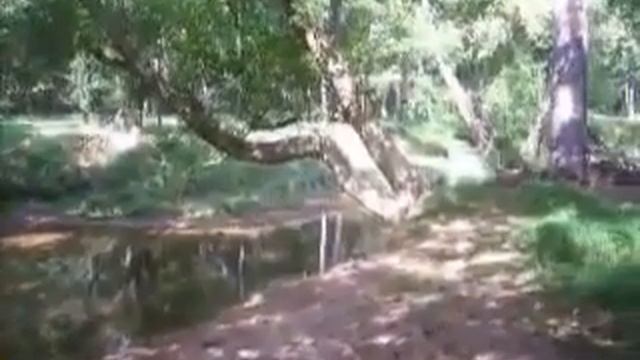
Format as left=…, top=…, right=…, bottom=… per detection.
left=5, top=0, right=640, bottom=357
left=430, top=181, right=640, bottom=346
left=0, top=121, right=335, bottom=218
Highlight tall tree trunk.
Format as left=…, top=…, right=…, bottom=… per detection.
left=320, top=77, right=329, bottom=121
left=548, top=0, right=589, bottom=181
left=436, top=57, right=494, bottom=153
left=521, top=95, right=551, bottom=168
left=627, top=74, right=635, bottom=120
left=399, top=55, right=410, bottom=123
left=294, top=1, right=427, bottom=206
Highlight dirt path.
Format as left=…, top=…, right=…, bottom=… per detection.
left=102, top=209, right=604, bottom=360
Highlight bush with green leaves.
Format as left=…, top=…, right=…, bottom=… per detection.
left=520, top=194, right=640, bottom=343
left=431, top=181, right=640, bottom=344
left=64, top=128, right=333, bottom=217
left=484, top=54, right=543, bottom=142
left=0, top=123, right=85, bottom=200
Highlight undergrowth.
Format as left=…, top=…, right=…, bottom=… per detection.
left=431, top=181, right=640, bottom=346
left=0, top=122, right=84, bottom=200
left=0, top=123, right=334, bottom=217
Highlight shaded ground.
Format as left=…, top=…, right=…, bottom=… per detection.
left=101, top=206, right=625, bottom=360
left=4, top=179, right=640, bottom=359
left=0, top=197, right=383, bottom=360
left=5, top=113, right=640, bottom=359
left=0, top=195, right=364, bottom=244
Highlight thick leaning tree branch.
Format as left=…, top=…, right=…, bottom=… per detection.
left=283, top=0, right=426, bottom=197
left=79, top=0, right=424, bottom=221
left=79, top=0, right=322, bottom=164
left=436, top=57, right=494, bottom=154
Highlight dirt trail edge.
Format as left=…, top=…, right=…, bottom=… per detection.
left=102, top=208, right=605, bottom=360
left=0, top=195, right=366, bottom=247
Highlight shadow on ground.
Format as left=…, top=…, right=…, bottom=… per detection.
left=109, top=208, right=637, bottom=360
left=3, top=183, right=640, bottom=359
left=0, top=204, right=379, bottom=360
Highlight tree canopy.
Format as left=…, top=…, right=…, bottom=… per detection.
left=3, top=0, right=640, bottom=218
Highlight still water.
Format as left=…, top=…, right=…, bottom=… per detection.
left=0, top=215, right=384, bottom=359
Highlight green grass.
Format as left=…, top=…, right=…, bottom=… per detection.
left=0, top=122, right=85, bottom=200
left=7, top=114, right=640, bottom=347
left=591, top=113, right=640, bottom=154
left=429, top=181, right=640, bottom=345
left=0, top=121, right=334, bottom=218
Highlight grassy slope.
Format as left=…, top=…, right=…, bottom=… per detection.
left=0, top=119, right=335, bottom=218
left=391, top=119, right=640, bottom=340
left=430, top=181, right=640, bottom=344
left=0, top=115, right=470, bottom=218
left=6, top=115, right=640, bottom=309
left=591, top=113, right=640, bottom=156
left=5, top=114, right=640, bottom=347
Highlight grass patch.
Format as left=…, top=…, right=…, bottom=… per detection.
left=0, top=122, right=86, bottom=200
left=429, top=180, right=640, bottom=346
left=74, top=128, right=333, bottom=217
left=591, top=113, right=640, bottom=154
left=0, top=122, right=335, bottom=217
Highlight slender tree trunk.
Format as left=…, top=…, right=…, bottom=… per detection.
left=319, top=212, right=327, bottom=274
left=436, top=57, right=494, bottom=153
left=399, top=55, right=410, bottom=123
left=627, top=75, right=635, bottom=120
left=156, top=98, right=163, bottom=127
left=320, top=77, right=329, bottom=121
left=548, top=0, right=589, bottom=181
left=521, top=88, right=551, bottom=168
left=332, top=212, right=342, bottom=266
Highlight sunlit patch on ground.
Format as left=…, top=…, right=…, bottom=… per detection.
left=103, top=210, right=598, bottom=360
left=0, top=231, right=72, bottom=250
left=1, top=179, right=636, bottom=359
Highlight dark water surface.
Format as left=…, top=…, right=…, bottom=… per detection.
left=0, top=215, right=384, bottom=359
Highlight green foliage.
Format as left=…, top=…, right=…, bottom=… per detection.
left=607, top=0, right=640, bottom=35
left=590, top=114, right=640, bottom=154
left=0, top=121, right=333, bottom=217
left=403, top=75, right=462, bottom=131
left=521, top=202, right=640, bottom=344
left=1, top=0, right=80, bottom=112
left=77, top=129, right=331, bottom=217
left=483, top=52, right=544, bottom=162
left=3, top=0, right=640, bottom=172
left=587, top=3, right=640, bottom=114
left=0, top=122, right=85, bottom=200
left=126, top=0, right=316, bottom=121
left=429, top=181, right=640, bottom=344
left=588, top=59, right=619, bottom=113
left=66, top=53, right=116, bottom=114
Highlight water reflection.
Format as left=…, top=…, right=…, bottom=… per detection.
left=0, top=215, right=383, bottom=359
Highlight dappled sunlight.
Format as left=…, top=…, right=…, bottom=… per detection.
left=0, top=204, right=393, bottom=359
left=105, top=127, right=141, bottom=153
left=4, top=0, right=640, bottom=357
left=66, top=125, right=143, bottom=169
left=468, top=251, right=524, bottom=268
left=2, top=181, right=633, bottom=359
left=97, top=206, right=607, bottom=360
left=0, top=231, right=73, bottom=250
left=377, top=254, right=444, bottom=280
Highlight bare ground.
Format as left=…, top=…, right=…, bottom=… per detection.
left=100, top=209, right=613, bottom=360
left=0, top=199, right=620, bottom=360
